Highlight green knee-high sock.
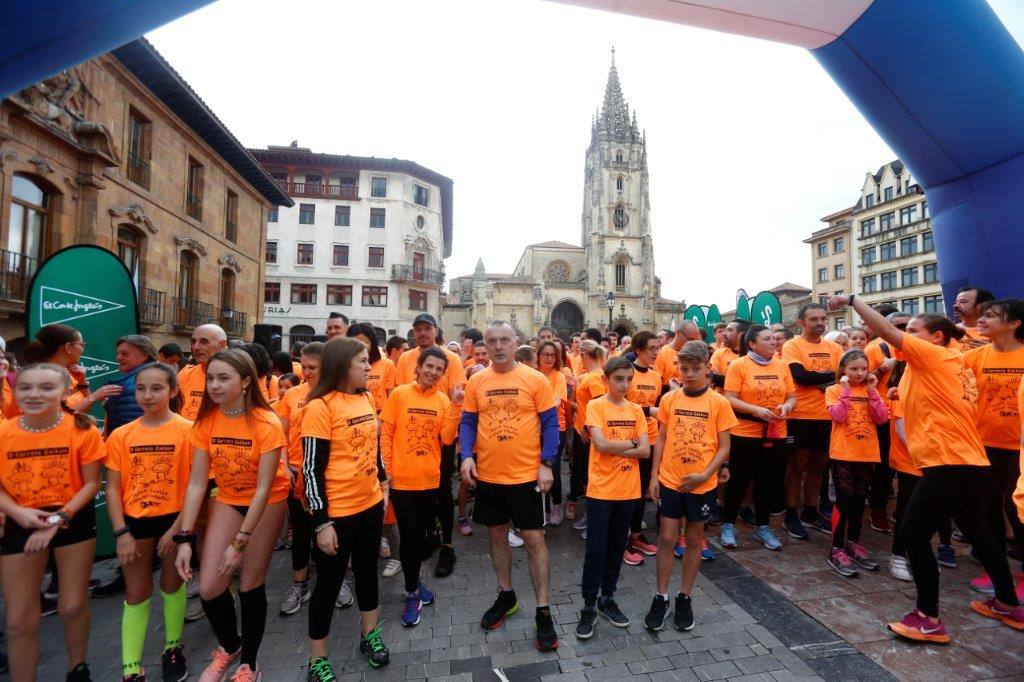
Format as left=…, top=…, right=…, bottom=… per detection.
left=122, top=598, right=151, bottom=676
left=162, top=584, right=186, bottom=651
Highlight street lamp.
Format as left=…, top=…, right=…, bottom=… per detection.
left=606, top=291, right=615, bottom=329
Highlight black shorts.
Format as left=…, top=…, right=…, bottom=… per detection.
left=124, top=512, right=177, bottom=540
left=2, top=505, right=97, bottom=555
left=472, top=480, right=545, bottom=530
left=659, top=485, right=716, bottom=523
left=789, top=419, right=831, bottom=454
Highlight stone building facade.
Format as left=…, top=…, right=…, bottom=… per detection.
left=442, top=53, right=681, bottom=341
left=0, top=38, right=290, bottom=351
left=805, top=207, right=854, bottom=330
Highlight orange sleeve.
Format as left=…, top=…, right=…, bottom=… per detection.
left=379, top=390, right=401, bottom=473
left=657, top=392, right=672, bottom=427
left=104, top=426, right=125, bottom=471
left=463, top=374, right=480, bottom=414
left=825, top=384, right=842, bottom=407
left=780, top=339, right=801, bottom=365
left=782, top=364, right=796, bottom=393
left=899, top=333, right=943, bottom=368
left=448, top=352, right=468, bottom=388
left=439, top=394, right=460, bottom=446
left=585, top=399, right=603, bottom=429
left=188, top=417, right=212, bottom=451
left=255, top=412, right=286, bottom=453
left=533, top=372, right=555, bottom=414
left=713, top=393, right=739, bottom=433
left=1016, top=382, right=1024, bottom=523
left=724, top=361, right=744, bottom=393
left=384, top=361, right=396, bottom=394
left=300, top=398, right=332, bottom=440
left=77, top=426, right=107, bottom=466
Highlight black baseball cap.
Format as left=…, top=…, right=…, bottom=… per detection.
left=412, top=313, right=438, bottom=327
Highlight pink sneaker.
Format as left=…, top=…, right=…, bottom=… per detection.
left=887, top=610, right=950, bottom=644
left=199, top=646, right=240, bottom=681
left=622, top=547, right=644, bottom=566
left=629, top=533, right=658, bottom=556
left=230, top=664, right=262, bottom=681
left=970, top=598, right=1024, bottom=631
left=970, top=573, right=996, bottom=596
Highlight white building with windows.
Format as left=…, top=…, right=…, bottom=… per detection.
left=250, top=145, right=452, bottom=346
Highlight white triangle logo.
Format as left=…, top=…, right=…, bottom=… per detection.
left=39, top=286, right=126, bottom=326
left=79, top=355, right=120, bottom=382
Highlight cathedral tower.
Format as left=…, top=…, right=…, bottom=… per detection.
left=582, top=49, right=655, bottom=332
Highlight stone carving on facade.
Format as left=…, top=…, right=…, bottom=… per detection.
left=544, top=260, right=571, bottom=283
left=218, top=254, right=242, bottom=273
left=533, top=285, right=543, bottom=300
left=173, top=235, right=208, bottom=257
left=109, top=203, right=157, bottom=234
left=0, top=139, right=17, bottom=171
left=27, top=155, right=53, bottom=175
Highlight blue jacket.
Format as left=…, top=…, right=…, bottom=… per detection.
left=103, top=362, right=151, bottom=434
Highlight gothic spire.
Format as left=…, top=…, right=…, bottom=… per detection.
left=596, top=47, right=637, bottom=144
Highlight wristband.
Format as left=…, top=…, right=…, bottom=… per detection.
left=314, top=522, right=333, bottom=534
left=230, top=537, right=248, bottom=552
left=237, top=529, right=253, bottom=536
left=113, top=526, right=131, bottom=538
left=47, top=509, right=71, bottom=528
left=172, top=530, right=198, bottom=545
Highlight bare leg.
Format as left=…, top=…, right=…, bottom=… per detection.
left=54, top=539, right=97, bottom=671
left=520, top=529, right=549, bottom=605
left=487, top=523, right=513, bottom=590
left=679, top=521, right=704, bottom=596
left=2, top=551, right=48, bottom=681
left=656, top=517, right=681, bottom=594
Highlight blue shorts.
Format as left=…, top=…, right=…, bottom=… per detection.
left=659, top=484, right=716, bottom=522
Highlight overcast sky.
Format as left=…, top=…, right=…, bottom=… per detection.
left=148, top=0, right=1023, bottom=311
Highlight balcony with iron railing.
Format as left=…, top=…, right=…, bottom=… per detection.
left=126, top=153, right=150, bottom=188
left=140, top=288, right=165, bottom=328
left=391, top=264, right=443, bottom=286
left=219, top=308, right=248, bottom=338
left=0, top=250, right=38, bottom=304
left=283, top=182, right=358, bottom=200
left=186, top=193, right=203, bottom=221
left=172, top=297, right=215, bottom=329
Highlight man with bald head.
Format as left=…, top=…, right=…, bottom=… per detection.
left=177, top=323, right=228, bottom=420
left=655, top=321, right=702, bottom=388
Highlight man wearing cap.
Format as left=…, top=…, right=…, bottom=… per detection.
left=394, top=313, right=468, bottom=577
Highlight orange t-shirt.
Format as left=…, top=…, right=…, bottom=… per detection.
left=626, top=365, right=660, bottom=441
left=962, top=344, right=1024, bottom=451
left=292, top=361, right=302, bottom=377
left=394, top=346, right=467, bottom=394
left=189, top=408, right=289, bottom=505
left=656, top=388, right=738, bottom=494
left=573, top=369, right=606, bottom=432
left=781, top=336, right=843, bottom=420
left=710, top=346, right=739, bottom=378
left=300, top=391, right=382, bottom=517
left=585, top=397, right=646, bottom=501
left=567, top=353, right=583, bottom=377
left=543, top=369, right=569, bottom=431
left=1014, top=381, right=1024, bottom=522
left=463, top=363, right=555, bottom=485
left=0, top=414, right=105, bottom=509
left=887, top=397, right=921, bottom=477
left=898, top=333, right=987, bottom=468
left=368, top=357, right=396, bottom=414
left=274, top=382, right=311, bottom=467
left=825, top=384, right=881, bottom=463
left=259, top=375, right=279, bottom=406
left=106, top=414, right=193, bottom=518
left=380, top=384, right=459, bottom=491
left=655, top=343, right=682, bottom=386
left=949, top=326, right=987, bottom=354
left=177, top=363, right=207, bottom=421
left=1, top=381, right=19, bottom=419
left=724, top=355, right=795, bottom=439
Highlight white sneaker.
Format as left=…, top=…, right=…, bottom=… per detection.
left=379, top=536, right=392, bottom=559
left=185, top=573, right=200, bottom=599
left=382, top=558, right=402, bottom=578
left=889, top=555, right=913, bottom=582
left=549, top=504, right=564, bottom=526
left=572, top=514, right=587, bottom=531
left=508, top=529, right=525, bottom=548
left=335, top=579, right=354, bottom=608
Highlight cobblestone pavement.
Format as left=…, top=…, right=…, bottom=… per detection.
left=31, top=494, right=1023, bottom=681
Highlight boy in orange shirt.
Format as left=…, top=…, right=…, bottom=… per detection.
left=646, top=342, right=737, bottom=633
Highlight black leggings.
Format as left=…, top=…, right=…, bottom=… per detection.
left=288, top=495, right=312, bottom=573
left=724, top=436, right=788, bottom=526
left=896, top=465, right=1018, bottom=617
left=630, top=448, right=654, bottom=534
left=393, top=489, right=437, bottom=593
left=869, top=423, right=894, bottom=510
left=434, top=443, right=456, bottom=545
left=891, top=472, right=951, bottom=555
left=308, top=501, right=384, bottom=640
left=831, top=460, right=873, bottom=548
left=569, top=429, right=590, bottom=503
left=985, top=447, right=1024, bottom=571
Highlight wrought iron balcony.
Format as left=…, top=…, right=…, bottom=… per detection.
left=391, top=264, right=443, bottom=286
left=126, top=153, right=150, bottom=188
left=140, top=288, right=165, bottom=328
left=172, top=297, right=215, bottom=329
left=0, top=250, right=38, bottom=303
left=186, top=193, right=203, bottom=221
left=219, top=308, right=248, bottom=338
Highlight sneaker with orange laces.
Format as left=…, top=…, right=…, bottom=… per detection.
left=699, top=537, right=714, bottom=561
left=629, top=533, right=657, bottom=556
left=970, top=598, right=1024, bottom=631
left=887, top=610, right=950, bottom=644
left=230, top=664, right=261, bottom=681
left=623, top=546, right=644, bottom=566
left=674, top=537, right=686, bottom=558
left=198, top=646, right=240, bottom=682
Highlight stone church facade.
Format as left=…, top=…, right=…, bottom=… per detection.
left=442, top=53, right=681, bottom=341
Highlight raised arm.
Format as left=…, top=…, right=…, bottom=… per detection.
left=830, top=295, right=904, bottom=350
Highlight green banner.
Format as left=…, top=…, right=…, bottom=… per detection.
left=683, top=304, right=706, bottom=331
left=736, top=296, right=751, bottom=321
left=751, top=291, right=783, bottom=327
left=706, top=304, right=722, bottom=339
left=26, top=245, right=140, bottom=558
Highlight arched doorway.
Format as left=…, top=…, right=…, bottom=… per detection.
left=613, top=322, right=634, bottom=338
left=550, top=299, right=584, bottom=341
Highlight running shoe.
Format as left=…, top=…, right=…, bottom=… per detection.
left=951, top=523, right=965, bottom=543
left=481, top=589, right=519, bottom=630
left=435, top=545, right=456, bottom=577
left=230, top=664, right=260, bottom=681
left=535, top=607, right=559, bottom=651
left=335, top=580, right=354, bottom=609
left=810, top=515, right=832, bottom=535
left=379, top=537, right=391, bottom=559
left=674, top=593, right=694, bottom=631
left=629, top=533, right=658, bottom=556
left=401, top=592, right=422, bottom=627
left=770, top=504, right=786, bottom=517
left=565, top=501, right=576, bottom=520
left=306, top=656, right=336, bottom=682
left=162, top=645, right=188, bottom=682
left=970, top=598, right=1024, bottom=631
left=700, top=537, right=715, bottom=561
left=739, top=506, right=756, bottom=528
left=572, top=514, right=587, bottom=531
left=754, top=525, right=782, bottom=551
left=186, top=572, right=200, bottom=599
left=827, top=548, right=859, bottom=578
left=969, top=573, right=995, bottom=595
left=360, top=625, right=390, bottom=668
left=674, top=537, right=686, bottom=558
left=418, top=580, right=435, bottom=605
left=549, top=504, right=563, bottom=526
left=457, top=516, right=473, bottom=536
left=185, top=598, right=205, bottom=623
left=66, top=663, right=92, bottom=681
left=580, top=529, right=587, bottom=540
left=575, top=607, right=596, bottom=639
left=623, top=547, right=644, bottom=566
left=719, top=523, right=738, bottom=548
left=507, top=530, right=524, bottom=548
left=707, top=504, right=724, bottom=526
left=888, top=555, right=913, bottom=582
left=784, top=515, right=809, bottom=541
left=887, top=610, right=949, bottom=643
left=644, top=595, right=670, bottom=632
left=800, top=507, right=818, bottom=527
left=936, top=544, right=957, bottom=569
left=280, top=580, right=311, bottom=615
left=597, top=596, right=630, bottom=627
left=122, top=673, right=144, bottom=682
left=382, top=559, right=402, bottom=578
left=847, top=542, right=879, bottom=571
left=870, top=509, right=892, bottom=534
left=198, top=646, right=240, bottom=682
left=92, top=571, right=126, bottom=597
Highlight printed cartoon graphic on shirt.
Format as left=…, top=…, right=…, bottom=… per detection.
left=670, top=408, right=710, bottom=466
left=5, top=447, right=71, bottom=507
left=846, top=396, right=875, bottom=442
left=125, top=444, right=179, bottom=510
left=406, top=408, right=439, bottom=457
left=7, top=461, right=34, bottom=495
left=957, top=365, right=979, bottom=404
left=209, top=437, right=259, bottom=496
left=982, top=367, right=1024, bottom=417
left=347, top=413, right=378, bottom=478
left=604, top=419, right=639, bottom=474
left=482, top=389, right=521, bottom=442
left=808, top=352, right=834, bottom=373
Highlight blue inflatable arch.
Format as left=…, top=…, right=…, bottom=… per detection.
left=2, top=0, right=1021, bottom=310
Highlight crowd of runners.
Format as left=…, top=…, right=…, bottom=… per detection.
left=0, top=286, right=1022, bottom=682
